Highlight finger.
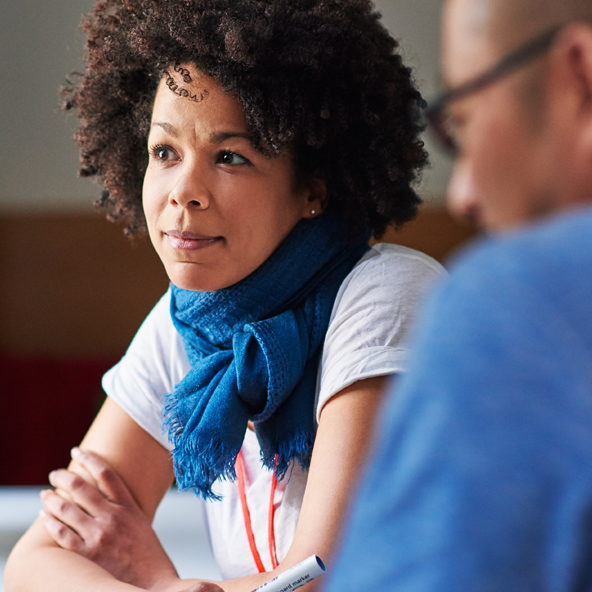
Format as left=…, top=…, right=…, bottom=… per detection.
left=48, top=469, right=110, bottom=516
left=71, top=448, right=136, bottom=506
left=40, top=488, right=94, bottom=534
left=39, top=509, right=86, bottom=553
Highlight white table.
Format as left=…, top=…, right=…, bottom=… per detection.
left=0, top=487, right=222, bottom=591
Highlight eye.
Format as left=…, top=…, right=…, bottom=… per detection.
left=217, top=151, right=251, bottom=166
left=149, top=145, right=177, bottom=162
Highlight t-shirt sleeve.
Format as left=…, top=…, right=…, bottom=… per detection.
left=325, top=244, right=592, bottom=592
left=316, top=244, right=447, bottom=420
left=102, top=288, right=189, bottom=450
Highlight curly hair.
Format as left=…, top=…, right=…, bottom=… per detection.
left=64, top=0, right=427, bottom=238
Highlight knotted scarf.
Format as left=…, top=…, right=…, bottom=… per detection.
left=163, top=214, right=369, bottom=499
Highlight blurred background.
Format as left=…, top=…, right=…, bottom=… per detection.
left=0, top=0, right=474, bottom=487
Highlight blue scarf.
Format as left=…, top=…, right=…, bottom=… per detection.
left=163, top=214, right=369, bottom=499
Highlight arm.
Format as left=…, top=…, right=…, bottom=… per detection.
left=4, top=398, right=185, bottom=592
left=19, top=376, right=388, bottom=592
left=220, top=375, right=389, bottom=592
left=282, top=375, right=388, bottom=570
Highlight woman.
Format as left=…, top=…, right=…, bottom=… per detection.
left=6, top=1, right=445, bottom=591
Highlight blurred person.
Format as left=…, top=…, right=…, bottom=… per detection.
left=4, top=1, right=446, bottom=591
left=325, top=0, right=592, bottom=589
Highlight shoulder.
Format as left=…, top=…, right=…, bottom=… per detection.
left=341, top=242, right=447, bottom=291
left=330, top=242, right=447, bottom=333
left=328, top=242, right=447, bottom=340
left=317, top=244, right=446, bottom=417
left=122, top=287, right=179, bottom=360
left=331, top=243, right=447, bottom=318
left=438, top=207, right=592, bottom=317
left=401, top=208, right=592, bottom=397
left=102, top=286, right=181, bottom=379
left=449, top=206, right=592, bottom=281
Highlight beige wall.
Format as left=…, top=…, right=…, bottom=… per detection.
left=376, top=0, right=452, bottom=200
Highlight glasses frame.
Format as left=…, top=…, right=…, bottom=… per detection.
left=425, top=25, right=564, bottom=154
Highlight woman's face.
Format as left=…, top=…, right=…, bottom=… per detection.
left=143, top=66, right=314, bottom=292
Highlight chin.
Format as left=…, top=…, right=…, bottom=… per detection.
left=165, top=257, right=261, bottom=292
left=165, top=264, right=211, bottom=292
left=170, top=275, right=222, bottom=292
left=167, top=267, right=237, bottom=293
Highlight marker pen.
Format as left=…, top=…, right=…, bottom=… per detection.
left=251, top=555, right=326, bottom=592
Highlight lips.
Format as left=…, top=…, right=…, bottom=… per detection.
left=164, top=230, right=221, bottom=251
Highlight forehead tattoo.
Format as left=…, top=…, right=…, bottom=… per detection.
left=174, top=63, right=192, bottom=83
left=163, top=63, right=209, bottom=103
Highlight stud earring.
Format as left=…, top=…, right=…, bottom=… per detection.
left=310, top=209, right=316, bottom=216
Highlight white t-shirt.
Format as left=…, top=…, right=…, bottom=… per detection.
left=102, top=243, right=447, bottom=579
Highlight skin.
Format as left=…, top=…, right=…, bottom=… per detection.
left=144, top=69, right=323, bottom=292
left=442, top=0, right=592, bottom=231
left=487, top=0, right=592, bottom=51
left=5, top=66, right=388, bottom=592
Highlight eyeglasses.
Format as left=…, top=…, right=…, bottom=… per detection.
left=425, top=25, right=563, bottom=154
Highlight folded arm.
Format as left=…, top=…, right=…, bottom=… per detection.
left=6, top=375, right=387, bottom=592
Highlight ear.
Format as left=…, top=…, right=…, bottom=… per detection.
left=300, top=170, right=328, bottom=219
left=548, top=24, right=592, bottom=139
left=546, top=24, right=592, bottom=190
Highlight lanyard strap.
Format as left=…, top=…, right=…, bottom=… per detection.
left=236, top=450, right=279, bottom=572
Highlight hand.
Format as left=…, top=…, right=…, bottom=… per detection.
left=40, top=448, right=180, bottom=591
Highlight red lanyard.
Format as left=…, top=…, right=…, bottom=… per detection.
left=236, top=450, right=279, bottom=572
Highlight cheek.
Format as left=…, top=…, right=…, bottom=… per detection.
left=226, top=189, right=305, bottom=276
left=141, top=176, right=168, bottom=253
left=259, top=190, right=305, bottom=243
left=470, top=114, right=516, bottom=195
left=223, top=183, right=303, bottom=235
left=142, top=171, right=164, bottom=227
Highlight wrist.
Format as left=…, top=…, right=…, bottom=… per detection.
left=143, top=568, right=184, bottom=592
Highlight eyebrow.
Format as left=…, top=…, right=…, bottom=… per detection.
left=150, top=123, right=253, bottom=145
left=152, top=122, right=177, bottom=136
left=209, top=131, right=253, bottom=144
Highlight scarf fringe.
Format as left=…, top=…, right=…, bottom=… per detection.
left=172, top=436, right=240, bottom=501
left=163, top=394, right=242, bottom=501
left=261, top=431, right=314, bottom=481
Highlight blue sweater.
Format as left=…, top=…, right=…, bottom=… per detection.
left=327, top=207, right=592, bottom=592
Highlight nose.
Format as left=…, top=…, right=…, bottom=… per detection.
left=446, top=158, right=481, bottom=226
left=168, top=161, right=211, bottom=209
